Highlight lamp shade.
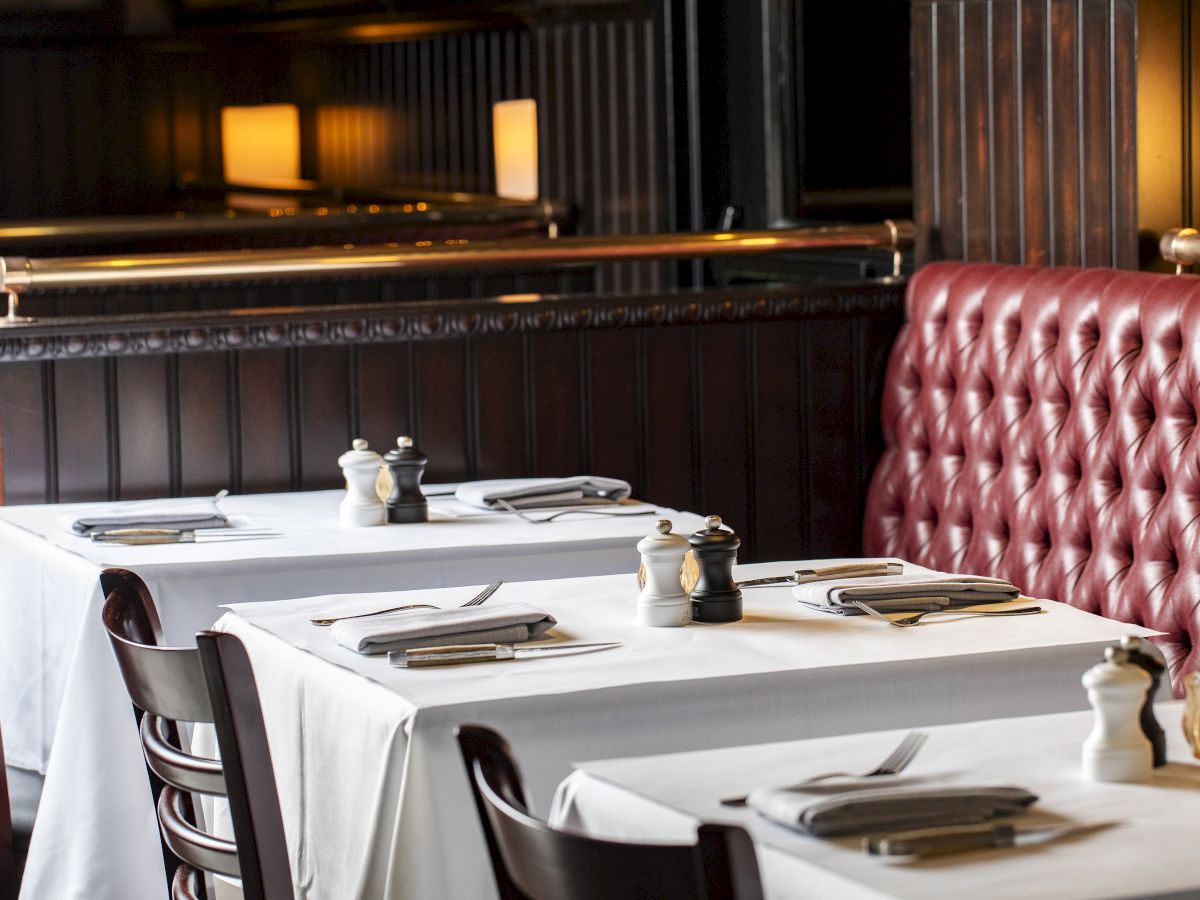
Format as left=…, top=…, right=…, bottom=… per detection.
left=492, top=99, right=539, bottom=201
left=220, top=103, right=302, bottom=188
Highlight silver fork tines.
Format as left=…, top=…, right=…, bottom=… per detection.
left=718, top=730, right=929, bottom=807
left=310, top=578, right=503, bottom=626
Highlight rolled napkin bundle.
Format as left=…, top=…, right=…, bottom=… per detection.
left=793, top=569, right=1020, bottom=615
left=455, top=477, right=632, bottom=511
left=68, top=496, right=228, bottom=536
left=331, top=603, right=557, bottom=655
left=748, top=780, right=1037, bottom=837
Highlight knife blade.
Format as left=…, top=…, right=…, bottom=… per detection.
left=390, top=641, right=622, bottom=668
left=91, top=528, right=281, bottom=544
left=864, top=820, right=1118, bottom=857
left=739, top=562, right=903, bottom=588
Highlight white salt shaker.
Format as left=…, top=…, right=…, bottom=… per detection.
left=338, top=438, right=385, bottom=527
left=637, top=519, right=691, bottom=627
left=1082, top=645, right=1153, bottom=782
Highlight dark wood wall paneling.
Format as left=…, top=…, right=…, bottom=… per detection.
left=911, top=0, right=1137, bottom=268
left=0, top=280, right=906, bottom=561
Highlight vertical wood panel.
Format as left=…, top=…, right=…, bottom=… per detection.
left=356, top=343, right=413, bottom=453
left=177, top=352, right=233, bottom=496
left=415, top=341, right=469, bottom=482
left=697, top=323, right=752, bottom=547
left=586, top=330, right=640, bottom=489
left=237, top=349, right=294, bottom=493
left=472, top=335, right=529, bottom=479
left=296, top=346, right=353, bottom=490
left=641, top=327, right=698, bottom=514
left=0, top=362, right=49, bottom=505
left=913, top=0, right=1137, bottom=268
left=52, top=358, right=111, bottom=502
left=751, top=321, right=804, bottom=561
left=530, top=331, right=585, bottom=476
left=115, top=355, right=172, bottom=499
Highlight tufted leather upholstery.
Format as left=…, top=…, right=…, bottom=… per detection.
left=864, top=262, right=1200, bottom=695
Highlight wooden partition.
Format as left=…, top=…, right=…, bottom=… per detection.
left=0, top=279, right=905, bottom=561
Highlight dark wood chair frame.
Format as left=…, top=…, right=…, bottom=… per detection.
left=456, top=724, right=764, bottom=900
left=101, top=569, right=293, bottom=900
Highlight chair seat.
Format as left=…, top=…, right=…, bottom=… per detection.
left=7, top=764, right=44, bottom=880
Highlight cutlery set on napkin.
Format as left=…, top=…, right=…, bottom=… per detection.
left=66, top=492, right=283, bottom=544
left=739, top=734, right=1112, bottom=860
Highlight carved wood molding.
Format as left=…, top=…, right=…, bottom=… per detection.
left=0, top=282, right=906, bottom=362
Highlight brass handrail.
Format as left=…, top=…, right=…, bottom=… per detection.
left=1, top=220, right=912, bottom=293
left=1161, top=227, right=1200, bottom=269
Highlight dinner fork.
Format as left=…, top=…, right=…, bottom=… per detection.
left=719, top=730, right=929, bottom=807
left=493, top=498, right=654, bottom=524
left=852, top=600, right=1043, bottom=627
left=310, top=578, right=503, bottom=626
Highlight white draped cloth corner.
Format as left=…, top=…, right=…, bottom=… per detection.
left=9, top=489, right=702, bottom=900
left=203, top=559, right=1148, bottom=900
left=549, top=705, right=1196, bottom=900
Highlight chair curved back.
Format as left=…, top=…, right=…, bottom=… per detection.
left=195, top=631, right=293, bottom=900
left=456, top=725, right=763, bottom=900
left=100, top=569, right=211, bottom=723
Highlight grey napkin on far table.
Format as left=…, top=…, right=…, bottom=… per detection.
left=67, top=496, right=229, bottom=536
left=793, top=570, right=1020, bottom=615
left=747, top=779, right=1037, bottom=837
left=330, top=603, right=557, bottom=655
left=454, top=477, right=632, bottom=510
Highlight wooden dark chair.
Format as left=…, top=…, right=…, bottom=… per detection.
left=101, top=569, right=293, bottom=900
left=456, top=725, right=764, bottom=900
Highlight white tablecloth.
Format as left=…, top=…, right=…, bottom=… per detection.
left=9, top=489, right=697, bottom=900
left=207, top=559, right=1151, bottom=900
left=552, top=704, right=1199, bottom=900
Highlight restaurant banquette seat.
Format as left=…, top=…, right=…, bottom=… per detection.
left=866, top=262, right=1200, bottom=694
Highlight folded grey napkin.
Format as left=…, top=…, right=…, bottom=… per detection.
left=793, top=570, right=1020, bottom=615
left=455, top=477, right=632, bottom=510
left=747, top=780, right=1037, bottom=837
left=68, top=497, right=229, bottom=536
left=330, top=602, right=557, bottom=655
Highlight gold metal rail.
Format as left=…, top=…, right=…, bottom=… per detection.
left=1, top=220, right=912, bottom=293
left=1161, top=227, right=1200, bottom=270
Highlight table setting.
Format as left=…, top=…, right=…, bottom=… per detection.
left=189, top=549, right=1150, bottom=900
left=551, top=697, right=1200, bottom=900
left=11, top=434, right=706, bottom=900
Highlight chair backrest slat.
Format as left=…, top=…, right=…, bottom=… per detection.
left=197, top=631, right=293, bottom=900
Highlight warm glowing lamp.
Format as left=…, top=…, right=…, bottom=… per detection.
left=220, top=103, right=302, bottom=188
left=492, top=99, right=539, bottom=201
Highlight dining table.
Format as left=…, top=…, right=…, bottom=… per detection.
left=551, top=703, right=1199, bottom=900
left=7, top=487, right=698, bottom=900
left=197, top=558, right=1150, bottom=900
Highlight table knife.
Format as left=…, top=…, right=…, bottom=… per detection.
left=864, top=820, right=1118, bottom=857
left=739, top=562, right=903, bottom=588
left=391, top=641, right=621, bottom=668
left=91, top=528, right=281, bottom=544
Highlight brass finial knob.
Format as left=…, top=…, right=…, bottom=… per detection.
left=397, top=436, right=414, bottom=449
left=705, top=514, right=722, bottom=530
left=656, top=519, right=672, bottom=534
left=352, top=438, right=368, bottom=451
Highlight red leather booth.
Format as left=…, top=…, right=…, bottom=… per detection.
left=865, top=262, right=1200, bottom=694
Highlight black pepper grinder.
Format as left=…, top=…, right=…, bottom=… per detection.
left=688, top=515, right=742, bottom=623
left=383, top=435, right=428, bottom=524
left=1119, top=635, right=1167, bottom=767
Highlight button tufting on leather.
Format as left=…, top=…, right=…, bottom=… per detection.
left=864, top=262, right=1200, bottom=697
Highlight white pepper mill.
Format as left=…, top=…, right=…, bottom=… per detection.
left=637, top=519, right=691, bottom=627
left=1082, top=645, right=1153, bottom=783
left=338, top=438, right=386, bottom=527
